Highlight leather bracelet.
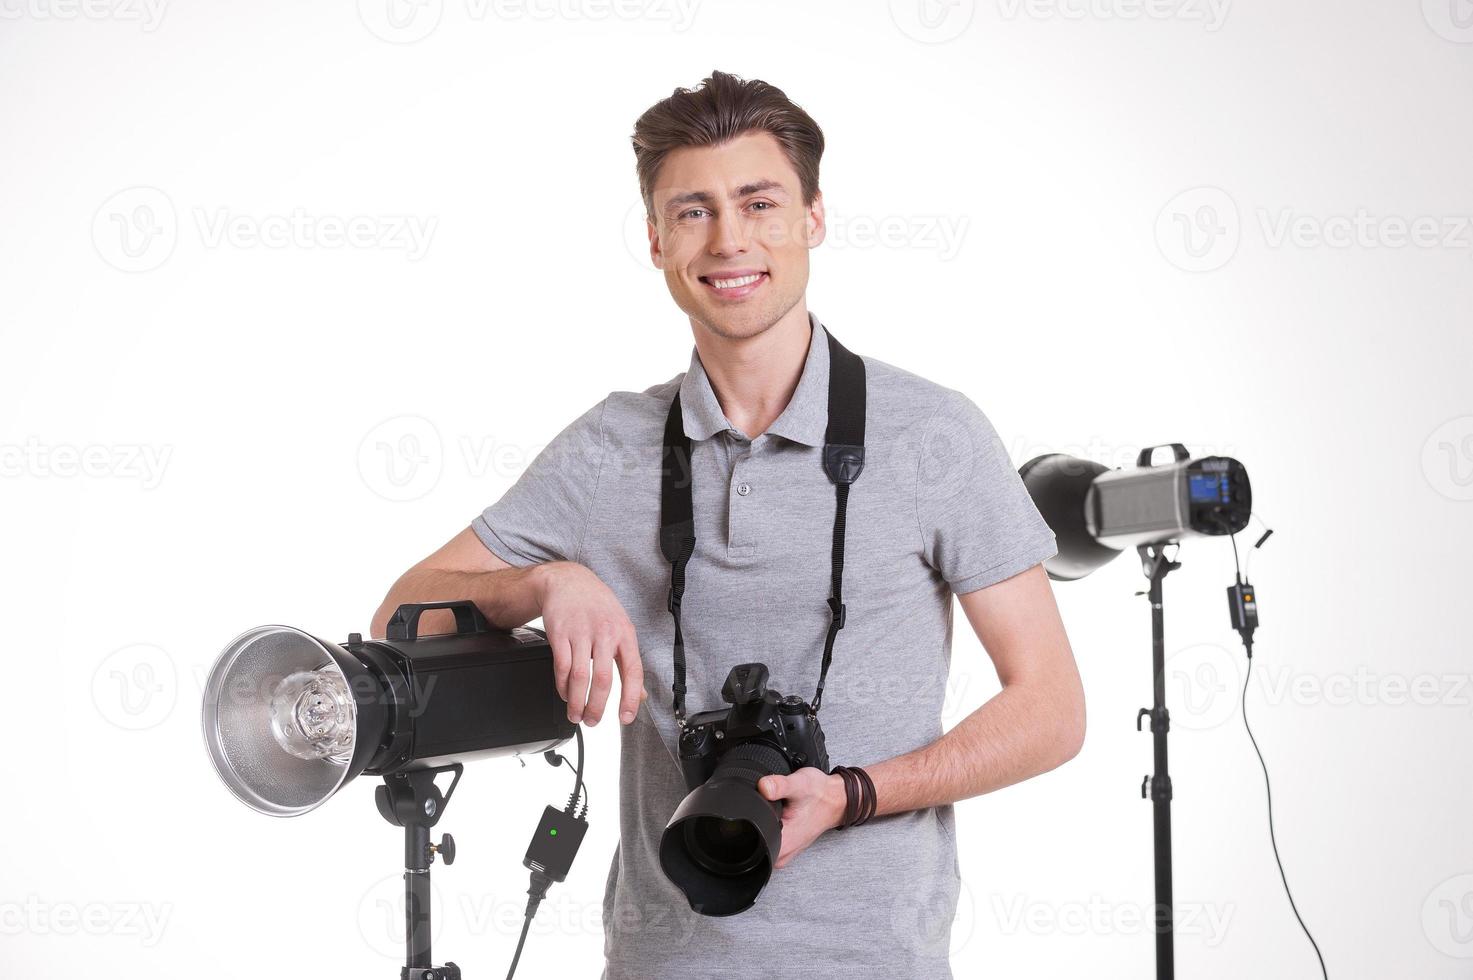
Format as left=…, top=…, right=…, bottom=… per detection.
left=831, top=765, right=878, bottom=829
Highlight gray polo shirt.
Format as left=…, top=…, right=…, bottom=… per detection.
left=473, top=313, right=1056, bottom=979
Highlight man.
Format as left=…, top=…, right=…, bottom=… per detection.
left=372, top=70, right=1085, bottom=979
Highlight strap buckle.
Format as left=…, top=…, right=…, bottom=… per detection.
left=827, top=597, right=847, bottom=630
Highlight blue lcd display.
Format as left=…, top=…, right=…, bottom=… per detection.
left=1188, top=474, right=1230, bottom=504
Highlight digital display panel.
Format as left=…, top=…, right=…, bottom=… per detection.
left=1189, top=473, right=1231, bottom=504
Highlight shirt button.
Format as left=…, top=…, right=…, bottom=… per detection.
left=737, top=483, right=751, bottom=496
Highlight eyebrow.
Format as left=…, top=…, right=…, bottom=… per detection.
left=662, top=179, right=790, bottom=216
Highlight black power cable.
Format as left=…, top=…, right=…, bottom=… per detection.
left=1228, top=524, right=1329, bottom=979
left=506, top=726, right=589, bottom=980
left=1240, top=644, right=1328, bottom=979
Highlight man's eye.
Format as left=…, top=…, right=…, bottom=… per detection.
left=748, top=201, right=775, bottom=212
left=680, top=208, right=710, bottom=220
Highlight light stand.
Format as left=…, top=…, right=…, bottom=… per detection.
left=375, top=764, right=465, bottom=980
left=1135, top=542, right=1179, bottom=980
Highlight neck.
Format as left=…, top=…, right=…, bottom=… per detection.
left=690, top=302, right=812, bottom=440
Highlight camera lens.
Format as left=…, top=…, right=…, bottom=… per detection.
left=659, top=741, right=792, bottom=916
left=684, top=816, right=764, bottom=876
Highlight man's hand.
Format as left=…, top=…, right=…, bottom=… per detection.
left=535, top=561, right=646, bottom=726
left=757, top=768, right=848, bottom=869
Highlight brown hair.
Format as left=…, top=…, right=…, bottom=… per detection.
left=631, top=70, right=825, bottom=221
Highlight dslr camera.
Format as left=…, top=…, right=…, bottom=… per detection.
left=658, top=663, right=829, bottom=916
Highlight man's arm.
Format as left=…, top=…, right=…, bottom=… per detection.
left=371, top=526, right=646, bottom=727
left=862, top=562, right=1084, bottom=813
left=758, top=563, right=1084, bottom=867
left=370, top=527, right=549, bottom=638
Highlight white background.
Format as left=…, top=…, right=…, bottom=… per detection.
left=3, top=1, right=1471, bottom=977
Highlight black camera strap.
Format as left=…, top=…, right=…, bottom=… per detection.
left=660, top=327, right=866, bottom=727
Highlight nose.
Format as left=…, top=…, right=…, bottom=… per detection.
left=708, top=206, right=749, bottom=258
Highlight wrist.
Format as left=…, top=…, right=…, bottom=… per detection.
left=821, top=772, right=848, bottom=830
left=530, top=561, right=569, bottom=608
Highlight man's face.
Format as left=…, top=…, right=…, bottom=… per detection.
left=647, top=131, right=825, bottom=341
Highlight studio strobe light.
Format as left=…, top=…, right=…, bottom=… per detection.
left=202, top=600, right=577, bottom=980
left=1017, top=444, right=1253, bottom=980
left=1019, top=443, right=1251, bottom=580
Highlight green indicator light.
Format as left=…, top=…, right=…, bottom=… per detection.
left=549, top=828, right=558, bottom=836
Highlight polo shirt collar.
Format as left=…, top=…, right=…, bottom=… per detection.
left=679, top=311, right=830, bottom=448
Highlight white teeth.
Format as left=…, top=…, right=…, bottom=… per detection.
left=709, top=273, right=763, bottom=290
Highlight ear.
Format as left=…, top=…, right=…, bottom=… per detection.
left=805, top=191, right=826, bottom=249
left=647, top=214, right=664, bottom=270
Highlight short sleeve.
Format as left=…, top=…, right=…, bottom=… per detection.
left=471, top=397, right=608, bottom=567
left=916, top=389, right=1057, bottom=594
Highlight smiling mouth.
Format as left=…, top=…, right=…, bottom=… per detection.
left=698, top=272, right=768, bottom=297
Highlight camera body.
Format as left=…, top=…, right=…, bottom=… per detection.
left=676, top=663, right=830, bottom=791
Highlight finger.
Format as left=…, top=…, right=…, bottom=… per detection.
left=584, top=639, right=616, bottom=726
left=547, top=630, right=573, bottom=702
left=758, top=775, right=787, bottom=800
left=614, top=631, right=645, bottom=724
left=567, top=635, right=593, bottom=723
